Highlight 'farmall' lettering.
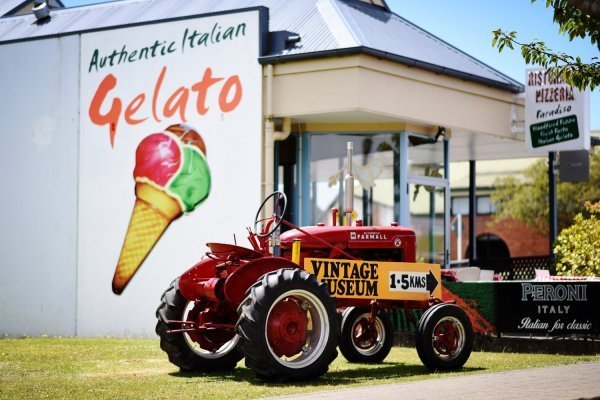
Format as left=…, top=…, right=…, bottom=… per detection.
left=88, top=66, right=243, bottom=148
left=521, top=283, right=587, bottom=301
left=349, top=231, right=388, bottom=241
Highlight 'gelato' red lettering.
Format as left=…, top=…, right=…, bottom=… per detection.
left=124, top=94, right=147, bottom=125
left=219, top=75, right=243, bottom=112
left=152, top=67, right=166, bottom=123
left=88, top=66, right=243, bottom=148
left=89, top=74, right=121, bottom=148
left=164, top=87, right=190, bottom=122
left=191, top=68, right=223, bottom=115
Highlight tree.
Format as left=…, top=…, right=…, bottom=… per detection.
left=554, top=200, right=600, bottom=276
left=491, top=149, right=600, bottom=235
left=492, top=0, right=600, bottom=90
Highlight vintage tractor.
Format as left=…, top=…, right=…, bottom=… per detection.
left=156, top=144, right=473, bottom=381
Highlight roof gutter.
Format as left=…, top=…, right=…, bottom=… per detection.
left=259, top=46, right=524, bottom=93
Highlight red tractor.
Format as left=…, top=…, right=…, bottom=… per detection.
left=156, top=148, right=473, bottom=381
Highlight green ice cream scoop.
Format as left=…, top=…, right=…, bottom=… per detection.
left=168, top=146, right=211, bottom=212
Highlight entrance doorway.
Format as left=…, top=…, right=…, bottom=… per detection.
left=302, top=133, right=399, bottom=227
left=405, top=134, right=449, bottom=267
left=468, top=233, right=510, bottom=260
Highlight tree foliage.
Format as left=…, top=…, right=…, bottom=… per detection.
left=491, top=150, right=600, bottom=234
left=492, top=0, right=600, bottom=90
left=554, top=200, right=600, bottom=276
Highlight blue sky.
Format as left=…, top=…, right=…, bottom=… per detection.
left=62, top=0, right=598, bottom=129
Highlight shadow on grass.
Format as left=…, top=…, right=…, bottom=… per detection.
left=170, top=362, right=485, bottom=387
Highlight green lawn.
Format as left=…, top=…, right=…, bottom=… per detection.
left=0, top=338, right=598, bottom=400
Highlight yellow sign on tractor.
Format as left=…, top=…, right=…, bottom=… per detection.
left=304, top=258, right=442, bottom=301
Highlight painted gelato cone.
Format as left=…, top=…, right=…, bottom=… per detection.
left=112, top=124, right=210, bottom=294
left=112, top=183, right=182, bottom=294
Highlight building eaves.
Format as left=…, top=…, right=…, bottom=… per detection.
left=259, top=46, right=524, bottom=93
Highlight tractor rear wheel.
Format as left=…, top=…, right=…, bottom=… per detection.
left=416, top=303, right=473, bottom=371
left=339, top=307, right=393, bottom=363
left=155, top=279, right=243, bottom=371
left=236, top=268, right=338, bottom=381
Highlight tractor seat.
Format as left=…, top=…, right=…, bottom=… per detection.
left=206, top=243, right=262, bottom=260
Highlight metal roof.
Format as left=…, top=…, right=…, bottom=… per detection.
left=0, top=0, right=523, bottom=92
left=0, top=0, right=64, bottom=17
left=0, top=1, right=28, bottom=17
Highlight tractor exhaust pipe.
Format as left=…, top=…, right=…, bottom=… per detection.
left=344, top=142, right=354, bottom=226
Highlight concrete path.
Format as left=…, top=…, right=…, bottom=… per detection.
left=264, top=362, right=600, bottom=400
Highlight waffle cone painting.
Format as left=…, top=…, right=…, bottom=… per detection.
left=112, top=124, right=211, bottom=294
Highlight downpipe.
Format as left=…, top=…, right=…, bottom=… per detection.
left=344, top=142, right=354, bottom=226
left=264, top=63, right=292, bottom=217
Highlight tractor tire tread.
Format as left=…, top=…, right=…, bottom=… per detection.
left=339, top=307, right=393, bottom=363
left=236, top=268, right=338, bottom=381
left=415, top=303, right=473, bottom=371
left=155, top=279, right=243, bottom=372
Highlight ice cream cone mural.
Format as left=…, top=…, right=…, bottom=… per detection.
left=112, top=124, right=210, bottom=295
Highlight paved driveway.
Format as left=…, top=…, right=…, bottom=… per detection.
left=264, top=362, right=600, bottom=400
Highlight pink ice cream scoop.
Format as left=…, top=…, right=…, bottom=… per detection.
left=133, top=133, right=181, bottom=187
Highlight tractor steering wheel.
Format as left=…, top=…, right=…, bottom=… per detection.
left=254, top=191, right=287, bottom=238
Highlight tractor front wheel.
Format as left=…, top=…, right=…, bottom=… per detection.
left=339, top=307, right=393, bottom=363
left=236, top=268, right=339, bottom=381
left=416, top=303, right=473, bottom=371
left=155, top=279, right=243, bottom=371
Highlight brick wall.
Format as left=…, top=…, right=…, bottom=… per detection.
left=450, top=215, right=549, bottom=259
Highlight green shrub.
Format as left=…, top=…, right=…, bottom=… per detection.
left=554, top=201, right=600, bottom=277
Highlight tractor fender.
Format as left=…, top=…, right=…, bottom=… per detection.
left=178, top=256, right=221, bottom=301
left=224, top=257, right=301, bottom=305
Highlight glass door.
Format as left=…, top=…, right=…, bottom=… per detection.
left=408, top=177, right=449, bottom=265
left=306, top=133, right=398, bottom=226
left=405, top=134, right=449, bottom=267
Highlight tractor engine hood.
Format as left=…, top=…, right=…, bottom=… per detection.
left=280, top=225, right=415, bottom=250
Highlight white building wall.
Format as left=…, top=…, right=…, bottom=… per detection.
left=0, top=36, right=80, bottom=336
left=0, top=10, right=264, bottom=337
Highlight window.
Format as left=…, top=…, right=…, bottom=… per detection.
left=451, top=195, right=496, bottom=216
left=451, top=197, right=469, bottom=216
left=477, top=196, right=496, bottom=215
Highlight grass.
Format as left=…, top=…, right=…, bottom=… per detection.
left=0, top=338, right=598, bottom=400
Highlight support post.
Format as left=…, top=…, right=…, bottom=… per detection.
left=469, top=160, right=477, bottom=265
left=393, top=140, right=400, bottom=223
left=549, top=152, right=557, bottom=261
left=398, top=133, right=409, bottom=227
left=429, top=190, right=435, bottom=264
